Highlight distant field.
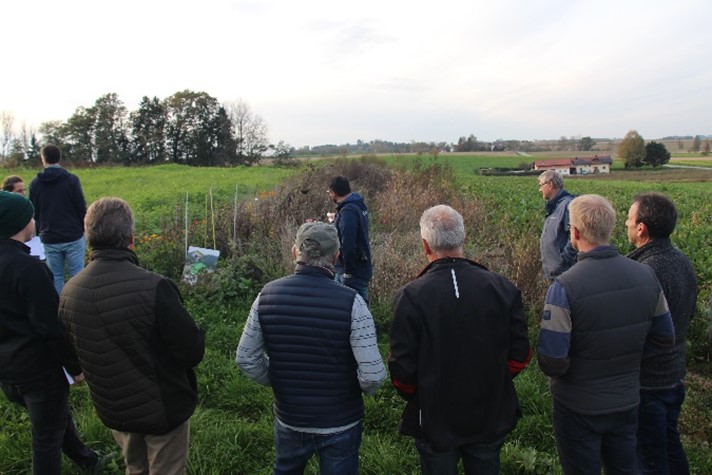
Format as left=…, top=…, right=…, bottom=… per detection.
left=4, top=164, right=297, bottom=232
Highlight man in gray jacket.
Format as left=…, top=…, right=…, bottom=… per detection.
left=538, top=194, right=674, bottom=474
left=538, top=170, right=576, bottom=280
left=626, top=192, right=697, bottom=473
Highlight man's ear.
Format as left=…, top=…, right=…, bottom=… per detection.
left=291, top=245, right=297, bottom=260
left=128, top=233, right=135, bottom=250
left=637, top=222, right=649, bottom=241
left=422, top=238, right=432, bottom=257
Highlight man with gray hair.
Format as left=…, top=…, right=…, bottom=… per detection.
left=538, top=194, right=675, bottom=474
left=389, top=205, right=531, bottom=474
left=59, top=197, right=205, bottom=474
left=538, top=170, right=576, bottom=280
left=236, top=221, right=386, bottom=475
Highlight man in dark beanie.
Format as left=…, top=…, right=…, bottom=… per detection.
left=327, top=176, right=372, bottom=303
left=0, top=191, right=98, bottom=474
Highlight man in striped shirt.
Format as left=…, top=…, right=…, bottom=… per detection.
left=236, top=221, right=386, bottom=475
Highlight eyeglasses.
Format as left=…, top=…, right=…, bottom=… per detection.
left=538, top=181, right=549, bottom=188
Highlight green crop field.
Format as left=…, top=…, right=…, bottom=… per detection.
left=2, top=157, right=711, bottom=474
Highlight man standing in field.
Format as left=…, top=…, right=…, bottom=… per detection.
left=626, top=193, right=697, bottom=473
left=538, top=194, right=675, bottom=474
left=389, top=205, right=532, bottom=474
left=236, top=221, right=386, bottom=475
left=0, top=191, right=98, bottom=474
left=538, top=170, right=576, bottom=280
left=29, top=144, right=87, bottom=294
left=60, top=197, right=205, bottom=474
left=328, top=176, right=372, bottom=303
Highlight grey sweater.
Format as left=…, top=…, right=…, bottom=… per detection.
left=628, top=238, right=698, bottom=388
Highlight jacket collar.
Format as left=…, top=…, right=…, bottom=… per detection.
left=294, top=262, right=335, bottom=279
left=626, top=237, right=673, bottom=262
left=0, top=238, right=30, bottom=253
left=90, top=248, right=140, bottom=265
left=545, top=189, right=572, bottom=215
left=577, top=245, right=619, bottom=262
left=416, top=256, right=488, bottom=279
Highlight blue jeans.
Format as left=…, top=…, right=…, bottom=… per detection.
left=553, top=400, right=638, bottom=475
left=272, top=419, right=362, bottom=475
left=335, top=273, right=369, bottom=304
left=637, top=383, right=689, bottom=474
left=43, top=236, right=86, bottom=295
left=0, top=371, right=97, bottom=474
left=415, top=437, right=504, bottom=475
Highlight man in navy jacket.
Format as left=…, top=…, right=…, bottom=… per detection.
left=328, top=176, right=372, bottom=303
left=29, top=145, right=87, bottom=294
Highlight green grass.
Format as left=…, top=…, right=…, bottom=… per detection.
left=2, top=157, right=711, bottom=474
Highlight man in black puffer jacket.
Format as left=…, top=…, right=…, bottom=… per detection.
left=60, top=197, right=204, bottom=474
left=626, top=193, right=698, bottom=474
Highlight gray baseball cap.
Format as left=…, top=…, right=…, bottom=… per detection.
left=296, top=221, right=339, bottom=258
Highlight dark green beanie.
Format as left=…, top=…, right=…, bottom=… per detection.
left=0, top=191, right=35, bottom=239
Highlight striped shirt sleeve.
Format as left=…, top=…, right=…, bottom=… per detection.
left=351, top=294, right=387, bottom=395
left=235, top=294, right=271, bottom=386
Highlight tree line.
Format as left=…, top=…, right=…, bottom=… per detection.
left=0, top=91, right=295, bottom=167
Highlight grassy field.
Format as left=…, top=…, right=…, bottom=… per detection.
left=1, top=157, right=711, bottom=474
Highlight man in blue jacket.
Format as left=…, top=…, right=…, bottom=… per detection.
left=538, top=194, right=675, bottom=474
left=29, top=145, right=87, bottom=294
left=328, top=176, right=372, bottom=303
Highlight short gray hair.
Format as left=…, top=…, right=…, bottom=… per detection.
left=569, top=194, right=616, bottom=245
left=420, top=205, right=465, bottom=252
left=85, top=197, right=134, bottom=249
left=539, top=170, right=564, bottom=190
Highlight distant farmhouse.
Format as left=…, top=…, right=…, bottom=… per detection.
left=533, top=155, right=613, bottom=175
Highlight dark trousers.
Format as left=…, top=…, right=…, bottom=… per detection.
left=637, top=383, right=689, bottom=474
left=272, top=419, right=362, bottom=475
left=415, top=437, right=505, bottom=475
left=553, top=400, right=638, bottom=475
left=335, top=272, right=369, bottom=305
left=1, top=371, right=97, bottom=475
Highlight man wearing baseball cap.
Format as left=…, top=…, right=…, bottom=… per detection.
left=236, top=221, right=386, bottom=475
left=0, top=191, right=98, bottom=474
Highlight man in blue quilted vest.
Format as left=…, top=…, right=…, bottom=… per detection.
left=236, top=221, right=386, bottom=475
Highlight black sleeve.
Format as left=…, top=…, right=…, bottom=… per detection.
left=154, top=279, right=205, bottom=368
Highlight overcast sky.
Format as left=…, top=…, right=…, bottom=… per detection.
left=3, top=0, right=710, bottom=147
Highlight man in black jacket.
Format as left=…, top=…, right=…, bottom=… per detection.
left=626, top=193, right=697, bottom=474
left=29, top=144, right=87, bottom=294
left=389, top=205, right=532, bottom=474
left=0, top=191, right=97, bottom=474
left=538, top=194, right=675, bottom=474
left=60, top=197, right=205, bottom=474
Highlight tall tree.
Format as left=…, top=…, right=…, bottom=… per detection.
left=691, top=135, right=702, bottom=152
left=130, top=96, right=167, bottom=164
left=1, top=111, right=14, bottom=160
left=93, top=93, right=129, bottom=164
left=165, top=90, right=225, bottom=165
left=618, top=130, right=646, bottom=168
left=225, top=100, right=269, bottom=165
left=579, top=136, right=595, bottom=151
left=644, top=141, right=670, bottom=168
left=703, top=139, right=711, bottom=156
left=61, top=106, right=97, bottom=164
